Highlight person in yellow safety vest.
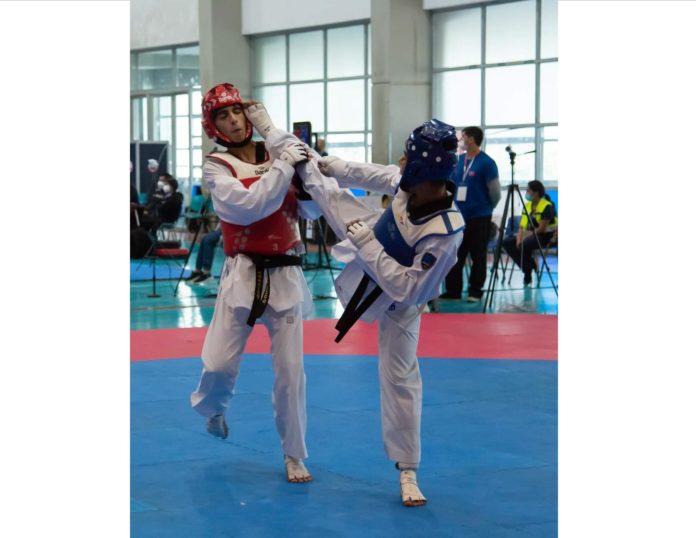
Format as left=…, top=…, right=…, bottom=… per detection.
left=502, top=180, right=558, bottom=286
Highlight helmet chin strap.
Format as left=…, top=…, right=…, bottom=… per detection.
left=216, top=132, right=253, bottom=149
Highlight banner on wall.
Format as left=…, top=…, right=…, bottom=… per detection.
left=130, top=141, right=169, bottom=202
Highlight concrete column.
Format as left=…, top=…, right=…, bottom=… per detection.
left=198, top=0, right=251, bottom=153
left=371, top=0, right=431, bottom=165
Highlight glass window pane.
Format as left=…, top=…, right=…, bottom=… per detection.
left=192, top=89, right=202, bottom=112
left=153, top=96, right=171, bottom=142
left=540, top=62, right=557, bottom=123
left=367, top=24, right=371, bottom=77
left=176, top=116, right=189, bottom=148
left=193, top=149, right=203, bottom=167
left=433, top=69, right=481, bottom=127
left=141, top=98, right=148, bottom=140
left=433, top=8, right=481, bottom=68
left=327, top=80, right=364, bottom=131
left=131, top=52, right=138, bottom=90
left=176, top=165, right=189, bottom=179
left=485, top=65, right=535, bottom=125
left=177, top=69, right=199, bottom=88
left=192, top=136, right=202, bottom=147
left=253, top=86, right=287, bottom=131
left=175, top=93, right=189, bottom=116
left=156, top=117, right=172, bottom=147
left=484, top=127, right=535, bottom=183
left=255, top=35, right=286, bottom=84
left=327, top=26, right=365, bottom=78
left=155, top=95, right=171, bottom=116
left=485, top=0, right=535, bottom=64
left=289, top=30, right=323, bottom=81
left=137, top=50, right=174, bottom=90
left=541, top=0, right=558, bottom=59
left=326, top=133, right=365, bottom=163
left=192, top=120, right=202, bottom=137
left=177, top=149, right=190, bottom=168
left=131, top=99, right=137, bottom=140
left=289, top=82, right=324, bottom=132
left=542, top=126, right=558, bottom=182
left=367, top=79, right=372, bottom=131
left=193, top=167, right=203, bottom=179
left=175, top=45, right=199, bottom=87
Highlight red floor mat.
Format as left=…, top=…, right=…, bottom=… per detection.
left=131, top=314, right=557, bottom=362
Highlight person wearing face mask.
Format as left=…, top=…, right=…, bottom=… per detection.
left=440, top=127, right=501, bottom=302
left=140, top=173, right=184, bottom=233
left=155, top=174, right=185, bottom=222
left=502, top=180, right=557, bottom=286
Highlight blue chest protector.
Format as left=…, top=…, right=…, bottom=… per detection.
left=372, top=202, right=464, bottom=267
left=373, top=207, right=415, bottom=266
left=335, top=196, right=463, bottom=343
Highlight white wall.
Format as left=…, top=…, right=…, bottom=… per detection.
left=242, top=0, right=370, bottom=35
left=423, top=0, right=486, bottom=10
left=130, top=0, right=199, bottom=50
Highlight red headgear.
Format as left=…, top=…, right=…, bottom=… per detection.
left=201, top=83, right=253, bottom=148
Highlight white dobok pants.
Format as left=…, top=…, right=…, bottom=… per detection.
left=191, top=299, right=308, bottom=460
left=298, top=158, right=423, bottom=467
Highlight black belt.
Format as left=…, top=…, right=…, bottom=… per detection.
left=334, top=273, right=383, bottom=343
left=237, top=253, right=302, bottom=327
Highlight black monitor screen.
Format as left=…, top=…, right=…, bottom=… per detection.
left=292, top=121, right=312, bottom=145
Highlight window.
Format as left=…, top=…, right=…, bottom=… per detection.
left=485, top=127, right=536, bottom=183
left=130, top=44, right=202, bottom=200
left=485, top=64, right=536, bottom=125
left=137, top=49, right=174, bottom=90
left=176, top=46, right=200, bottom=87
left=433, top=69, right=481, bottom=126
left=255, top=85, right=288, bottom=131
left=541, top=0, right=558, bottom=59
left=289, top=31, right=323, bottom=81
left=432, top=0, right=558, bottom=184
left=541, top=126, right=558, bottom=182
left=290, top=83, right=324, bottom=132
left=485, top=0, right=536, bottom=64
left=433, top=8, right=481, bottom=69
left=252, top=23, right=371, bottom=162
left=327, top=26, right=365, bottom=78
left=540, top=61, right=558, bottom=124
left=255, top=35, right=286, bottom=84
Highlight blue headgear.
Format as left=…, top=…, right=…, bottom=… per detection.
left=399, top=118, right=458, bottom=192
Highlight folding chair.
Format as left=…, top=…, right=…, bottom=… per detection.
left=534, top=229, right=558, bottom=287
left=142, top=225, right=190, bottom=298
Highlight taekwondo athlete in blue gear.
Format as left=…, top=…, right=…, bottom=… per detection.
left=245, top=106, right=464, bottom=507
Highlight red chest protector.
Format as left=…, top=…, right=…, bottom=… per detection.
left=207, top=151, right=301, bottom=256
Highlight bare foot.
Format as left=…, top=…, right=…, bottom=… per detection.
left=284, top=455, right=312, bottom=483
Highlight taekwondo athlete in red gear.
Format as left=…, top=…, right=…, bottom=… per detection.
left=190, top=83, right=320, bottom=483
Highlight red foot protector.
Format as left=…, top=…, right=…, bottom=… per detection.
left=131, top=314, right=557, bottom=362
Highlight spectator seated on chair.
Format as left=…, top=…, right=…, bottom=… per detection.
left=502, top=180, right=557, bottom=287
left=140, top=173, right=184, bottom=234
left=186, top=226, right=222, bottom=284
left=130, top=174, right=184, bottom=259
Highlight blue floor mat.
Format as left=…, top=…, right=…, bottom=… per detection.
left=132, top=355, right=557, bottom=538
left=130, top=260, right=192, bottom=281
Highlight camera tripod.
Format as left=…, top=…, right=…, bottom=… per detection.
left=482, top=148, right=557, bottom=313
left=300, top=216, right=339, bottom=299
